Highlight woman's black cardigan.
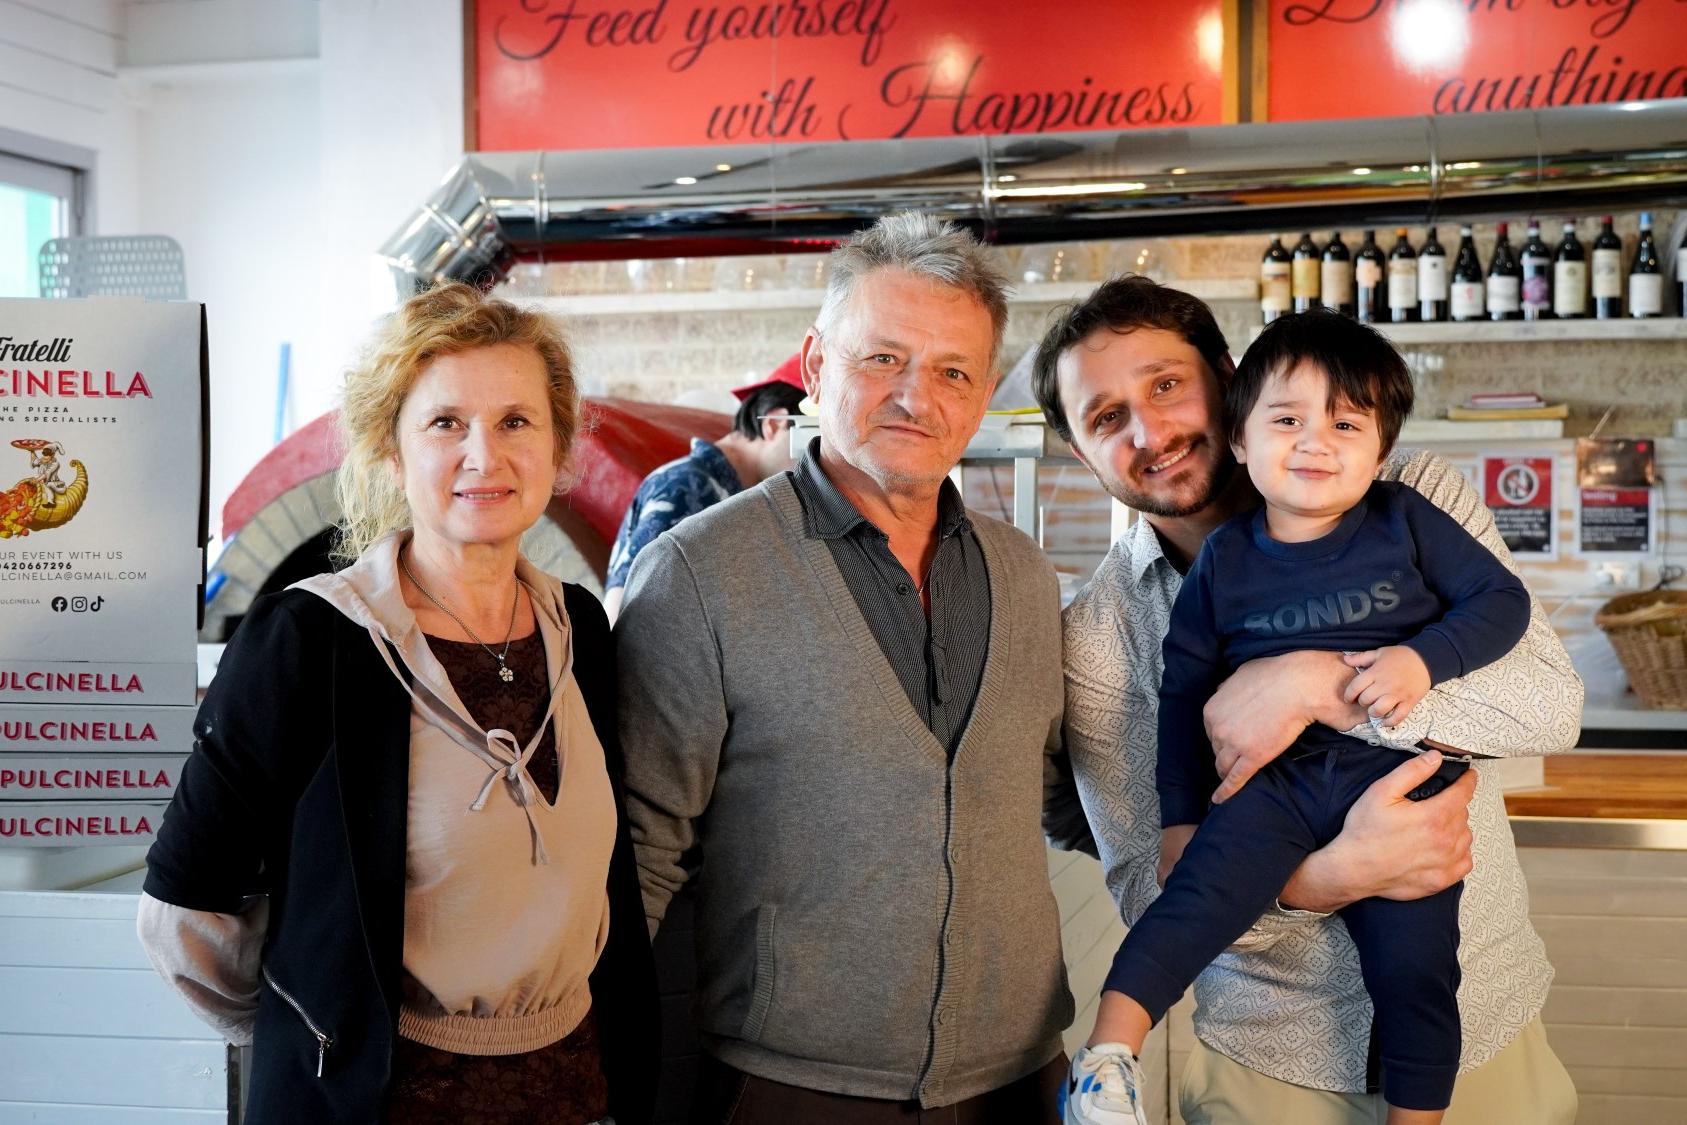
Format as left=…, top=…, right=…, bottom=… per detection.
left=143, top=584, right=658, bottom=1125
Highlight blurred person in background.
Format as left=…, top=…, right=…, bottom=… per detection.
left=603, top=356, right=805, bottom=621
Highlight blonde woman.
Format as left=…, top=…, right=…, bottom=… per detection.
left=138, top=283, right=657, bottom=1124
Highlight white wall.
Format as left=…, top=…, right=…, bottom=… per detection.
left=316, top=0, right=465, bottom=423
left=130, top=0, right=467, bottom=516
left=0, top=0, right=137, bottom=234
left=117, top=0, right=326, bottom=542
left=128, top=65, right=322, bottom=538
left=0, top=0, right=467, bottom=542
left=122, top=0, right=318, bottom=67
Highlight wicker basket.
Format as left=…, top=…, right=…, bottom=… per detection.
left=1594, top=590, right=1687, bottom=709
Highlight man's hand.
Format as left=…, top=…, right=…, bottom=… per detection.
left=1343, top=646, right=1431, bottom=727
left=1157, top=824, right=1197, bottom=888
left=1207, top=650, right=1367, bottom=804
left=1279, top=751, right=1476, bottom=913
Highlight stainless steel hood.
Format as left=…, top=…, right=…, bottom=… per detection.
left=380, top=100, right=1687, bottom=293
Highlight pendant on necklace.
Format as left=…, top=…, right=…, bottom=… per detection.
left=498, top=664, right=514, bottom=683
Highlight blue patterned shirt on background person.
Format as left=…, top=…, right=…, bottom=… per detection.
left=605, top=439, right=743, bottom=592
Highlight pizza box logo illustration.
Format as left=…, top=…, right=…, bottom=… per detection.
left=0, top=438, right=88, bottom=538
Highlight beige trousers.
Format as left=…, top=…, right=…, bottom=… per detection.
left=1178, top=1017, right=1577, bottom=1125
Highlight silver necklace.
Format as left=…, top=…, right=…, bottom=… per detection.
left=400, top=550, right=521, bottom=683
left=914, top=553, right=937, bottom=598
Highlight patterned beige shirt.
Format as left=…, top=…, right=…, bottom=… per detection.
left=1061, top=449, right=1583, bottom=1092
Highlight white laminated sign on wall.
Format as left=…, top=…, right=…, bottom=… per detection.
left=0, top=297, right=207, bottom=848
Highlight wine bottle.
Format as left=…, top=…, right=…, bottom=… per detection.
left=1678, top=223, right=1687, bottom=317
left=1418, top=227, right=1448, bottom=322
left=1354, top=229, right=1386, bottom=323
left=1487, top=222, right=1522, bottom=321
left=1387, top=228, right=1418, bottom=324
left=1261, top=236, right=1292, bottom=325
left=1521, top=219, right=1553, bottom=320
left=1592, top=215, right=1623, bottom=319
left=1554, top=219, right=1588, bottom=319
left=1629, top=212, right=1662, bottom=318
left=1292, top=232, right=1321, bottom=314
left=1450, top=225, right=1484, bottom=322
left=1321, top=231, right=1355, bottom=316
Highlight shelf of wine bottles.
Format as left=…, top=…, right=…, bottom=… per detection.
left=1260, top=213, right=1684, bottom=329
left=1363, top=317, right=1687, bottom=345
left=1249, top=316, right=1687, bottom=345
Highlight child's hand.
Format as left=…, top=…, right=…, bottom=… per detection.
left=1157, top=824, right=1197, bottom=887
left=1342, top=646, right=1431, bottom=727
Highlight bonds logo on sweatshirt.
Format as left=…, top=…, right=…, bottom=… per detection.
left=1243, top=579, right=1401, bottom=637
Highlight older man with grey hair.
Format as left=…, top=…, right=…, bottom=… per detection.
left=616, top=211, right=1073, bottom=1123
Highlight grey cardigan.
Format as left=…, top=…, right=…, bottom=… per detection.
left=616, top=471, right=1072, bottom=1107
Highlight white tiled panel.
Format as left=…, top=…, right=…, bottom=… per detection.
left=0, top=890, right=229, bottom=1122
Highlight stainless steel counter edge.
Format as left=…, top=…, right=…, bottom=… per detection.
left=1510, top=816, right=1687, bottom=850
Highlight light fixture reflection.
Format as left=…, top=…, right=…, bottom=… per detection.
left=674, top=176, right=698, bottom=185
left=1353, top=167, right=1372, bottom=175
left=1196, top=11, right=1223, bottom=75
left=1388, top=0, right=1469, bottom=73
left=992, top=181, right=1148, bottom=199
left=931, top=39, right=970, bottom=84
left=715, top=163, right=733, bottom=172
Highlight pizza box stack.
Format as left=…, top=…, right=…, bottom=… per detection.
left=0, top=297, right=208, bottom=866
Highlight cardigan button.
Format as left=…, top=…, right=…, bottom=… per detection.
left=897, top=582, right=911, bottom=595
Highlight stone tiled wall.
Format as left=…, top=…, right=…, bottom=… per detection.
left=1413, top=337, right=1687, bottom=435
left=511, top=208, right=1687, bottom=594
left=514, top=208, right=1686, bottom=429
left=561, top=306, right=818, bottom=402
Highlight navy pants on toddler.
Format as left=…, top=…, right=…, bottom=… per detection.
left=1104, top=744, right=1469, bottom=1112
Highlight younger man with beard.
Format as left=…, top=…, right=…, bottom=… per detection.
left=1036, top=279, right=1580, bottom=1125
left=1065, top=310, right=1533, bottom=1125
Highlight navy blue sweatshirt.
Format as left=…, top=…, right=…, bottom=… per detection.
left=1157, top=480, right=1532, bottom=827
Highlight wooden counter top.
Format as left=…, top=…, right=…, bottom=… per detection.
left=1503, top=752, right=1687, bottom=820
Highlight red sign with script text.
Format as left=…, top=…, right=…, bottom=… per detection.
left=1268, top=0, right=1687, bottom=122
left=473, top=0, right=1225, bottom=150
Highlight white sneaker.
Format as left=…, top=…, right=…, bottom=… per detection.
left=1061, top=1042, right=1150, bottom=1125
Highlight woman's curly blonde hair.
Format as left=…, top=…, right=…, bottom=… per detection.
left=334, top=282, right=578, bottom=562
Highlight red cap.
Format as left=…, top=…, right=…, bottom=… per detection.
left=731, top=353, right=806, bottom=401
